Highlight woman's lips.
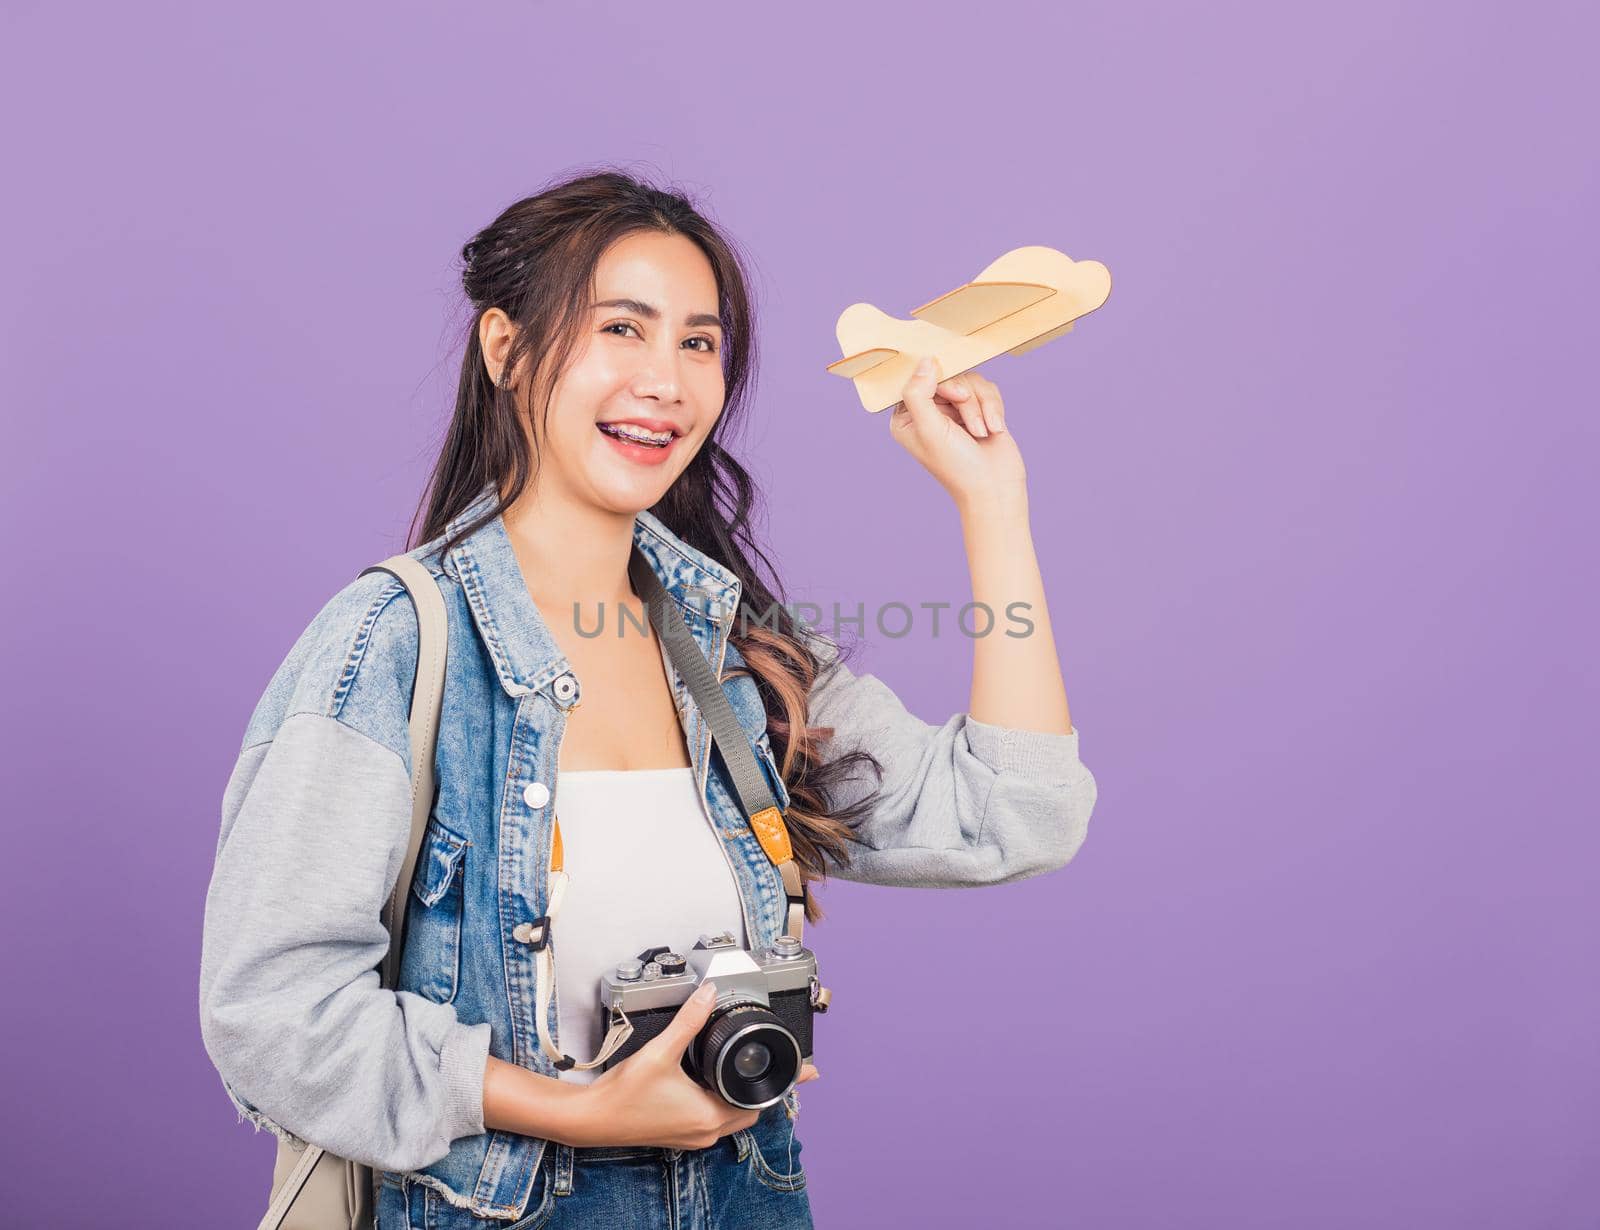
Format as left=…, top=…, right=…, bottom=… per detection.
left=597, top=423, right=678, bottom=466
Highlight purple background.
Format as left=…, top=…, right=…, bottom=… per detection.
left=3, top=3, right=1594, bottom=1226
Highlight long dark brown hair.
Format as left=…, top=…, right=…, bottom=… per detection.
left=406, top=167, right=881, bottom=922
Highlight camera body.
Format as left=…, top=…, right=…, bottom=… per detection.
left=597, top=931, right=823, bottom=1109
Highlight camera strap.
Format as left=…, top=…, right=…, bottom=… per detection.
left=626, top=543, right=809, bottom=944
left=527, top=543, right=813, bottom=1072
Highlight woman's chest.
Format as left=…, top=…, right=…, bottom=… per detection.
left=553, top=629, right=694, bottom=772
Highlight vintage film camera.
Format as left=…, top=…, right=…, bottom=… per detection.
left=598, top=930, right=825, bottom=1109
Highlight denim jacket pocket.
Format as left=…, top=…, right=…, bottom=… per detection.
left=752, top=730, right=793, bottom=814
left=404, top=818, right=468, bottom=1004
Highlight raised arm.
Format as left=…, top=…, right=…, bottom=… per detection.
left=960, top=494, right=1074, bottom=735
left=806, top=357, right=1096, bottom=889
left=888, top=357, right=1077, bottom=735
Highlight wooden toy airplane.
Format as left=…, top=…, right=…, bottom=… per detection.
left=826, top=245, right=1112, bottom=413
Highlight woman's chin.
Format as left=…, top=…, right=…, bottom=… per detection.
left=585, top=441, right=688, bottom=504
left=587, top=470, right=675, bottom=515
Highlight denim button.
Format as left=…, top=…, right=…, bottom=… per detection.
left=552, top=673, right=579, bottom=705
left=523, top=781, right=550, bottom=809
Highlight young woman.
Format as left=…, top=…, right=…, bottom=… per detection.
left=200, top=170, right=1098, bottom=1230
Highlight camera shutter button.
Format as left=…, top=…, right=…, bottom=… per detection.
left=615, top=960, right=644, bottom=982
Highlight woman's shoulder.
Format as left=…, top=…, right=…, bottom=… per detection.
left=238, top=545, right=460, bottom=768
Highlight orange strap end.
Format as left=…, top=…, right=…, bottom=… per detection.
left=750, top=805, right=794, bottom=865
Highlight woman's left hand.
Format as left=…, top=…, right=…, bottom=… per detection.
left=888, top=356, right=1028, bottom=514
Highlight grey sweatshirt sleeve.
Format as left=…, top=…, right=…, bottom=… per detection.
left=803, top=632, right=1098, bottom=888
left=198, top=710, right=492, bottom=1174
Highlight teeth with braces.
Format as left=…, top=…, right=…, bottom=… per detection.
left=600, top=423, right=674, bottom=444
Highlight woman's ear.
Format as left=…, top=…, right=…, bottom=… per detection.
left=479, top=308, right=518, bottom=388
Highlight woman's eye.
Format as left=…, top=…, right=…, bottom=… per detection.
left=603, top=322, right=716, bottom=353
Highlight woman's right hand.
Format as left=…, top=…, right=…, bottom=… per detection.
left=571, top=980, right=819, bottom=1150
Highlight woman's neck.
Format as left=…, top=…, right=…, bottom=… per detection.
left=499, top=485, right=641, bottom=615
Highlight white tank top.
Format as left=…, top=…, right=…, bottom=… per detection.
left=550, top=766, right=747, bottom=1083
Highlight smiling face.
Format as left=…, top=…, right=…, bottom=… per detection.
left=514, top=229, right=727, bottom=517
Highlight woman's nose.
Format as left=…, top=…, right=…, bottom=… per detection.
left=631, top=348, right=686, bottom=401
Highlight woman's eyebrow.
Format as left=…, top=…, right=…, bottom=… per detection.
left=592, top=298, right=723, bottom=329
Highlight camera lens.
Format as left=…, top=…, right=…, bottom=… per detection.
left=733, top=1040, right=771, bottom=1079
left=692, top=1002, right=801, bottom=1110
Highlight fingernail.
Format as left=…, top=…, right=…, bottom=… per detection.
left=949, top=380, right=966, bottom=397
left=695, top=981, right=716, bottom=1002
left=915, top=357, right=934, bottom=375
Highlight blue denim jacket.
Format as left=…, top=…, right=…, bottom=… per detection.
left=199, top=480, right=1098, bottom=1222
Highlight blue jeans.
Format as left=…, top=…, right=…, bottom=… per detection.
left=377, top=1102, right=813, bottom=1229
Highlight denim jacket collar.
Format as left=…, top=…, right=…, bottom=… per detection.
left=439, top=481, right=741, bottom=700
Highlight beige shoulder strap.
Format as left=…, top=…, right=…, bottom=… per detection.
left=356, top=556, right=450, bottom=991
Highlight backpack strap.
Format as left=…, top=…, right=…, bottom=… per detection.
left=356, top=556, right=449, bottom=991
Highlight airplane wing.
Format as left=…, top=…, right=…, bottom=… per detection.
left=909, top=280, right=1055, bottom=335
left=825, top=347, right=898, bottom=378
left=1007, top=320, right=1075, bottom=356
